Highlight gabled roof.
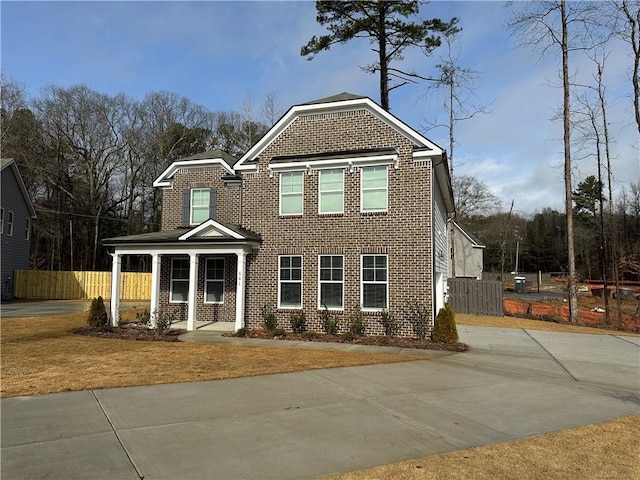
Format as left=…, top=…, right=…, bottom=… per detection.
left=452, top=221, right=486, bottom=248
left=1, top=158, right=37, bottom=218
left=153, top=150, right=238, bottom=188
left=234, top=93, right=444, bottom=172
left=102, top=220, right=261, bottom=246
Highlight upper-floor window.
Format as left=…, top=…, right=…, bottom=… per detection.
left=183, top=188, right=216, bottom=226
left=205, top=258, right=224, bottom=304
left=361, top=166, right=388, bottom=212
left=280, top=172, right=303, bottom=215
left=6, top=211, right=14, bottom=236
left=319, top=169, right=344, bottom=214
left=25, top=218, right=31, bottom=240
left=361, top=255, right=388, bottom=310
left=319, top=255, right=343, bottom=309
left=170, top=258, right=190, bottom=303
left=279, top=255, right=302, bottom=308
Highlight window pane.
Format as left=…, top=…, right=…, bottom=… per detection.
left=173, top=259, right=189, bottom=279
left=291, top=267, right=302, bottom=281
left=363, top=284, right=387, bottom=309
left=281, top=194, right=303, bottom=215
left=321, top=283, right=343, bottom=309
left=362, top=190, right=387, bottom=211
left=206, top=282, right=224, bottom=303
left=282, top=172, right=302, bottom=193
left=172, top=281, right=189, bottom=302
left=280, top=283, right=301, bottom=307
left=362, top=166, right=387, bottom=188
left=320, top=192, right=343, bottom=213
left=207, top=259, right=224, bottom=280
left=363, top=256, right=374, bottom=269
left=291, top=256, right=302, bottom=268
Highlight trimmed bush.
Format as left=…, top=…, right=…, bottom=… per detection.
left=290, top=312, right=306, bottom=333
left=87, top=296, right=109, bottom=330
left=379, top=309, right=400, bottom=337
left=261, top=306, right=277, bottom=333
left=348, top=309, right=366, bottom=336
left=432, top=303, right=458, bottom=344
left=321, top=304, right=339, bottom=335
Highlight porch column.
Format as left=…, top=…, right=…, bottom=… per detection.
left=235, top=250, right=248, bottom=331
left=186, top=253, right=199, bottom=331
left=149, top=253, right=161, bottom=329
left=110, top=252, right=121, bottom=327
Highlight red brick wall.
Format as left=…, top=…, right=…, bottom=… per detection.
left=241, top=109, right=434, bottom=336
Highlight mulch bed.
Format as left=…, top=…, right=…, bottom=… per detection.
left=71, top=325, right=186, bottom=342
left=226, top=330, right=469, bottom=352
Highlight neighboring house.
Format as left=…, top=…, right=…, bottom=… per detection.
left=450, top=221, right=485, bottom=280
left=1, top=159, right=36, bottom=300
left=104, top=93, right=454, bottom=336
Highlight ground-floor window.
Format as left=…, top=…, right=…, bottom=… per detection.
left=279, top=255, right=302, bottom=308
left=361, top=255, right=388, bottom=310
left=170, top=258, right=189, bottom=303
left=205, top=258, right=224, bottom=303
left=319, top=255, right=343, bottom=309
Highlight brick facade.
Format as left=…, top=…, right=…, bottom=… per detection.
left=149, top=97, right=449, bottom=337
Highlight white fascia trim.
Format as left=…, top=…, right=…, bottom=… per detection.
left=153, top=159, right=234, bottom=188
left=268, top=153, right=399, bottom=174
left=178, top=219, right=245, bottom=240
left=112, top=244, right=254, bottom=257
left=235, top=97, right=442, bottom=172
left=412, top=150, right=442, bottom=161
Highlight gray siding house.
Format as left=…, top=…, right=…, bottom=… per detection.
left=1, top=159, right=36, bottom=300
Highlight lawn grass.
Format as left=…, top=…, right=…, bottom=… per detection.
left=2, top=309, right=638, bottom=479
left=0, top=312, right=423, bottom=398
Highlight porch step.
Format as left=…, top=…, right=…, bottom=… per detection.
left=171, top=321, right=235, bottom=332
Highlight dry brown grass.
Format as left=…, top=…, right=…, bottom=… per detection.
left=456, top=313, right=640, bottom=336
left=327, top=415, right=640, bottom=480
left=0, top=312, right=423, bottom=398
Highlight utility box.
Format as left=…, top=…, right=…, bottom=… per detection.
left=514, top=276, right=526, bottom=293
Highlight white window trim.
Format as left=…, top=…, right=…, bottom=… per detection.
left=278, top=255, right=303, bottom=309
left=360, top=254, right=389, bottom=311
left=279, top=172, right=304, bottom=216
left=318, top=255, right=344, bottom=310
left=190, top=188, right=210, bottom=225
left=360, top=166, right=388, bottom=213
left=0, top=208, right=4, bottom=235
left=170, top=257, right=189, bottom=304
left=204, top=257, right=225, bottom=304
left=25, top=218, right=31, bottom=240
left=318, top=169, right=344, bottom=215
left=6, top=211, right=14, bottom=236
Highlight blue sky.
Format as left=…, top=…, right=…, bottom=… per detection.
left=2, top=1, right=638, bottom=214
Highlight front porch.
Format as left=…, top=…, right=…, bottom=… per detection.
left=170, top=320, right=235, bottom=332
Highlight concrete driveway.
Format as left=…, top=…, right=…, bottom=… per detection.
left=2, top=325, right=639, bottom=479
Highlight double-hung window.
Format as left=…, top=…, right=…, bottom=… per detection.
left=319, top=255, right=343, bottom=309
left=279, top=255, right=302, bottom=308
left=205, top=258, right=225, bottom=303
left=170, top=258, right=190, bottom=303
left=190, top=189, right=211, bottom=225
left=361, top=255, right=388, bottom=310
left=280, top=172, right=303, bottom=215
left=319, top=169, right=344, bottom=214
left=361, top=166, right=388, bottom=212
left=25, top=218, right=31, bottom=240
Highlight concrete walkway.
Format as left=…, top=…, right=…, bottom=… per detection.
left=2, top=326, right=639, bottom=479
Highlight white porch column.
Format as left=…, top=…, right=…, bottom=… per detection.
left=235, top=250, right=248, bottom=331
left=186, top=253, right=199, bottom=331
left=110, top=252, right=121, bottom=327
left=149, top=253, right=161, bottom=329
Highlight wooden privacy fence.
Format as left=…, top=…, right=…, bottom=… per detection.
left=14, top=270, right=151, bottom=300
left=448, top=278, right=504, bottom=317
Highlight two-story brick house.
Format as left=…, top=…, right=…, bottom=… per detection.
left=104, top=93, right=454, bottom=337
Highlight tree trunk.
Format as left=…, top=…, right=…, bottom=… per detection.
left=561, top=0, right=579, bottom=324
left=378, top=4, right=389, bottom=111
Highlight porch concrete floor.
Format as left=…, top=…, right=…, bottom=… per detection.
left=170, top=321, right=234, bottom=332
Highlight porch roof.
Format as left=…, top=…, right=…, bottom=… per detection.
left=102, top=221, right=261, bottom=247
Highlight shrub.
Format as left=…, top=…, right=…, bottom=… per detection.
left=235, top=327, right=248, bottom=337
left=407, top=303, right=430, bottom=340
left=321, top=304, right=339, bottom=335
left=154, top=309, right=177, bottom=334
left=135, top=309, right=150, bottom=326
left=87, top=296, right=109, bottom=330
left=289, top=312, right=306, bottom=333
left=348, top=309, right=366, bottom=336
left=432, top=303, right=458, bottom=344
left=379, top=309, right=400, bottom=337
left=342, top=332, right=358, bottom=341
left=261, top=306, right=277, bottom=333
left=303, top=331, right=320, bottom=340
left=271, top=327, right=286, bottom=338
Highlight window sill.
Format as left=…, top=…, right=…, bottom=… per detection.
left=318, top=213, right=344, bottom=218
left=360, top=210, right=388, bottom=216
